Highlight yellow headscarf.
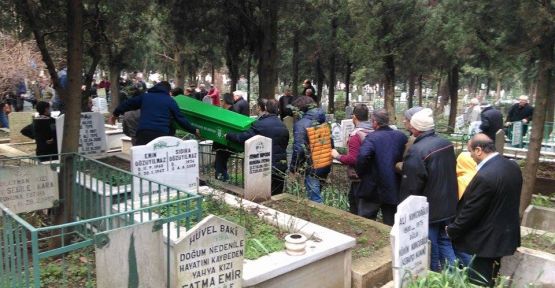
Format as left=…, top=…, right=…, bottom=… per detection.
left=456, top=152, right=477, bottom=200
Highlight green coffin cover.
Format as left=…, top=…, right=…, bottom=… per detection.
left=174, top=96, right=255, bottom=151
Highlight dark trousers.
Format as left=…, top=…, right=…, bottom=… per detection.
left=271, top=170, right=285, bottom=195
left=348, top=181, right=361, bottom=215
left=468, top=256, right=501, bottom=287
left=357, top=200, right=396, bottom=226
left=136, top=129, right=167, bottom=146
left=214, top=149, right=231, bottom=181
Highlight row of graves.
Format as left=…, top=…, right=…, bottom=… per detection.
left=2, top=101, right=553, bottom=287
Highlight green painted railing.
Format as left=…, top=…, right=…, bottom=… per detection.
left=0, top=153, right=203, bottom=287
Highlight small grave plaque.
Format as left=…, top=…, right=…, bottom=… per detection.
left=131, top=136, right=198, bottom=199
left=331, top=123, right=343, bottom=148
left=511, top=121, right=523, bottom=146
left=56, top=112, right=107, bottom=155
left=390, top=195, right=429, bottom=288
left=243, top=135, right=271, bottom=202
left=8, top=112, right=34, bottom=143
left=340, top=119, right=355, bottom=148
left=175, top=215, right=245, bottom=288
left=95, top=221, right=166, bottom=288
left=91, top=97, right=108, bottom=113
left=0, top=165, right=58, bottom=213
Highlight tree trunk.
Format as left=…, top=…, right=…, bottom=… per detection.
left=345, top=62, right=352, bottom=108
left=383, top=54, right=395, bottom=119
left=292, top=30, right=300, bottom=96
left=109, top=65, right=121, bottom=110
left=316, top=55, right=324, bottom=105
left=257, top=0, right=279, bottom=99
left=408, top=73, right=416, bottom=109
left=327, top=9, right=337, bottom=114
left=435, top=75, right=442, bottom=112
left=485, top=77, right=491, bottom=100
left=418, top=74, right=423, bottom=106
left=83, top=51, right=100, bottom=110
left=247, top=53, right=252, bottom=104
left=175, top=51, right=185, bottom=89
left=520, top=38, right=554, bottom=217
left=447, top=65, right=459, bottom=133
left=495, top=77, right=502, bottom=102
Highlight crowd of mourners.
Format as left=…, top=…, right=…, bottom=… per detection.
left=4, top=72, right=532, bottom=286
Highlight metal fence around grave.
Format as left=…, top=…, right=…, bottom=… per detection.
left=199, top=141, right=245, bottom=188
left=0, top=153, right=202, bottom=288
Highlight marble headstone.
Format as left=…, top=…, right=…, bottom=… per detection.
left=56, top=112, right=107, bottom=156
left=390, top=195, right=429, bottom=288
left=340, top=119, right=355, bottom=147
left=331, top=123, right=343, bottom=148
left=8, top=112, right=34, bottom=143
left=174, top=215, right=245, bottom=288
left=92, top=97, right=108, bottom=113
left=511, top=121, right=523, bottom=147
left=131, top=136, right=198, bottom=199
left=97, top=88, right=107, bottom=98
left=0, top=165, right=58, bottom=213
left=243, top=135, right=272, bottom=202
left=95, top=221, right=166, bottom=288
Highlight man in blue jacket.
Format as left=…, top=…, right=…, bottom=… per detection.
left=110, top=81, right=199, bottom=145
left=355, top=109, right=407, bottom=225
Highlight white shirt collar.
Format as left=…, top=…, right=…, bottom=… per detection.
left=476, top=152, right=499, bottom=171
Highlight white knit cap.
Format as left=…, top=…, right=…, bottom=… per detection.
left=410, top=108, right=435, bottom=132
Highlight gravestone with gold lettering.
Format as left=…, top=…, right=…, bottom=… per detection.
left=174, top=215, right=245, bottom=288
left=0, top=165, right=58, bottom=213
left=243, top=135, right=271, bottom=202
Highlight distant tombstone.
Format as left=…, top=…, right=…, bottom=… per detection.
left=325, top=114, right=335, bottom=123
left=8, top=112, right=34, bottom=143
left=282, top=116, right=294, bottom=135
left=0, top=165, right=58, bottom=213
left=131, top=136, right=198, bottom=199
left=495, top=129, right=505, bottom=155
left=56, top=112, right=107, bottom=156
left=400, top=92, right=407, bottom=101
left=345, top=106, right=353, bottom=120
left=331, top=123, right=343, bottom=148
left=91, top=97, right=108, bottom=113
left=390, top=196, right=429, bottom=288
left=340, top=119, right=355, bottom=147
left=243, top=135, right=272, bottom=202
left=454, top=115, right=464, bottom=133
left=97, top=88, right=107, bottom=98
left=511, top=121, right=523, bottom=147
left=95, top=221, right=166, bottom=288
left=174, top=215, right=245, bottom=288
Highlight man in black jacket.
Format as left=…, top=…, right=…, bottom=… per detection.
left=232, top=90, right=249, bottom=116
left=226, top=99, right=289, bottom=195
left=505, top=95, right=533, bottom=137
left=400, top=108, right=458, bottom=272
left=479, top=104, right=503, bottom=143
left=278, top=89, right=296, bottom=120
left=447, top=133, right=522, bottom=287
left=21, top=101, right=58, bottom=162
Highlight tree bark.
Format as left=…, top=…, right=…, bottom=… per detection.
left=83, top=50, right=100, bottom=110
left=447, top=65, right=459, bottom=133
left=247, top=52, right=252, bottom=104
left=495, top=77, right=502, bottom=102
left=418, top=74, right=423, bottom=106
left=292, top=30, right=300, bottom=96
left=257, top=0, right=279, bottom=99
left=175, top=51, right=185, bottom=89
left=520, top=38, right=554, bottom=217
left=345, top=62, right=352, bottom=108
left=383, top=54, right=395, bottom=119
left=316, top=54, right=324, bottom=105
left=408, top=73, right=416, bottom=109
left=327, top=8, right=338, bottom=114
left=109, top=64, right=121, bottom=110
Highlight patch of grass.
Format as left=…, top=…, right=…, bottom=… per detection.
left=38, top=247, right=96, bottom=288
left=531, top=195, right=555, bottom=208
left=158, top=196, right=285, bottom=260
left=521, top=232, right=555, bottom=254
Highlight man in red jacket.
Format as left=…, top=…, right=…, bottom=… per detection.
left=206, top=84, right=220, bottom=106
left=331, top=104, right=373, bottom=214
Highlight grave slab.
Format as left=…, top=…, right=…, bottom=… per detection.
left=0, top=165, right=58, bottom=213
left=56, top=112, right=107, bottom=156
left=243, top=135, right=272, bottom=202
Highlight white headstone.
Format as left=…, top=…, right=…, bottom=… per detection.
left=56, top=112, right=107, bottom=156
left=97, top=88, right=107, bottom=98
left=131, top=136, right=198, bottom=199
left=511, top=121, right=523, bottom=146
left=390, top=196, right=429, bottom=288
left=331, top=123, right=343, bottom=148
left=92, top=97, right=108, bottom=113
left=0, top=165, right=59, bottom=213
left=95, top=221, right=166, bottom=288
left=175, top=215, right=245, bottom=288
left=8, top=112, right=34, bottom=143
left=243, top=135, right=272, bottom=202
left=455, top=115, right=464, bottom=133
left=340, top=119, right=355, bottom=148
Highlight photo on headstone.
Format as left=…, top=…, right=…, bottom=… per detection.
left=174, top=215, right=245, bottom=288
left=131, top=136, right=199, bottom=199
